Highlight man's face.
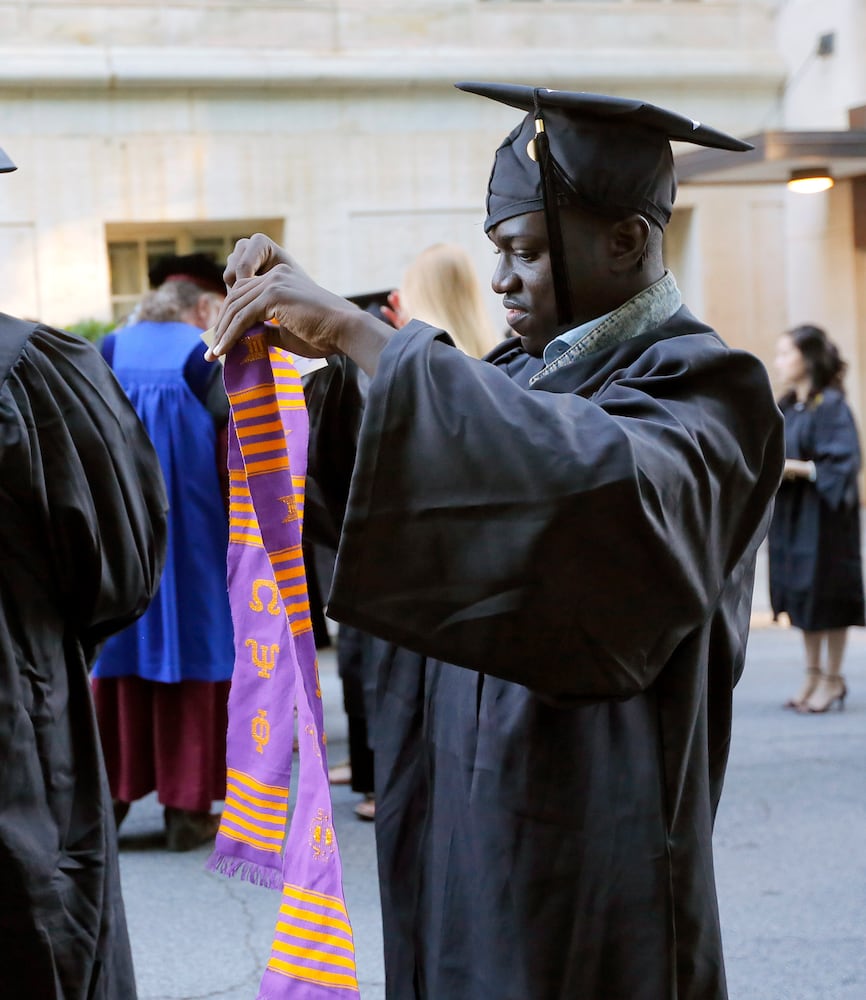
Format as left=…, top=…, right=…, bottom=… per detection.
left=194, top=291, right=226, bottom=331
left=488, top=208, right=614, bottom=357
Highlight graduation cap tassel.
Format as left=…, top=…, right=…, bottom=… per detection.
left=531, top=115, right=574, bottom=329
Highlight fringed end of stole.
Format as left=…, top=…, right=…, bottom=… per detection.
left=204, top=851, right=284, bottom=891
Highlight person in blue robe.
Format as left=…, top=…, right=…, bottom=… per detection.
left=92, top=253, right=234, bottom=851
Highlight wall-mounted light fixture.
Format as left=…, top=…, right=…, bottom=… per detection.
left=787, top=167, right=834, bottom=193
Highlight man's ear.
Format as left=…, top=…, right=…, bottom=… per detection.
left=608, top=215, right=650, bottom=272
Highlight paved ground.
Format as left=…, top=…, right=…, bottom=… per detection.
left=714, top=623, right=866, bottom=1000
left=117, top=644, right=384, bottom=1000
left=118, top=616, right=866, bottom=1000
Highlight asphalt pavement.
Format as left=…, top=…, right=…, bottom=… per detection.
left=116, top=644, right=385, bottom=1000
left=118, top=613, right=866, bottom=1000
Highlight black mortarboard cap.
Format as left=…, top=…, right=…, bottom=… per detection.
left=458, top=82, right=752, bottom=231
left=0, top=146, right=17, bottom=173
left=148, top=252, right=226, bottom=294
left=456, top=82, right=753, bottom=325
left=346, top=289, right=396, bottom=326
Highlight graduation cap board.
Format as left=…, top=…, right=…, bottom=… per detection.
left=346, top=289, right=396, bottom=326
left=0, top=146, right=17, bottom=173
left=346, top=289, right=395, bottom=314
left=148, top=252, right=227, bottom=294
left=456, top=82, right=753, bottom=327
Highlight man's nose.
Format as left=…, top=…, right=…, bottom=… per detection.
left=491, top=257, right=518, bottom=294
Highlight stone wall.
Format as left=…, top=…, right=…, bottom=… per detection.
left=0, top=0, right=785, bottom=358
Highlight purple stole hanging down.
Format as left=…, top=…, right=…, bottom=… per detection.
left=206, top=326, right=359, bottom=999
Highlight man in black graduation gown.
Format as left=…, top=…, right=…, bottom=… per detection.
left=207, top=85, right=784, bottom=1000
left=0, top=145, right=168, bottom=998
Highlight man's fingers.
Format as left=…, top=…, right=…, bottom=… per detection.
left=223, top=234, right=280, bottom=288
left=222, top=237, right=251, bottom=288
left=205, top=252, right=342, bottom=362
left=208, top=276, right=275, bottom=358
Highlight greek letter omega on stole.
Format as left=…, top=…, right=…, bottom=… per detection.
left=249, top=578, right=281, bottom=615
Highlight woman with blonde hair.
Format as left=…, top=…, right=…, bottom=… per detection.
left=385, top=242, right=499, bottom=359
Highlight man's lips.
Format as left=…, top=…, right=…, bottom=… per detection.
left=504, top=302, right=528, bottom=327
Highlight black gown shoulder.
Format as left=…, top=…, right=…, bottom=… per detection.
left=0, top=315, right=167, bottom=999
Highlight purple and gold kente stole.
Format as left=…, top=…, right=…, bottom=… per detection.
left=206, top=325, right=359, bottom=999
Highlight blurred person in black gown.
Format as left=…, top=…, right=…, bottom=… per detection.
left=329, top=268, right=496, bottom=821
left=206, top=85, right=784, bottom=1000
left=769, top=323, right=864, bottom=712
left=329, top=267, right=496, bottom=822
left=323, top=290, right=393, bottom=821
left=0, top=145, right=167, bottom=998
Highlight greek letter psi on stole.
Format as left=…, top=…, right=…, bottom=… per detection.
left=206, top=325, right=359, bottom=998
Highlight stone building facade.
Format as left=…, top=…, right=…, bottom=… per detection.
left=1, top=0, right=864, bottom=419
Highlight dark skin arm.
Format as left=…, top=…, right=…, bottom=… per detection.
left=205, top=233, right=392, bottom=376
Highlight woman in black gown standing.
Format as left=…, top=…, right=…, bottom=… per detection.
left=769, top=324, right=865, bottom=712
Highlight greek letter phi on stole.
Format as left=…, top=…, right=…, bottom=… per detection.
left=206, top=325, right=359, bottom=998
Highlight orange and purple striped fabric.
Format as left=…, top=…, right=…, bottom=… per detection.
left=206, top=326, right=358, bottom=998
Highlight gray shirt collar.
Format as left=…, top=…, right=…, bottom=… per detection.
left=529, top=270, right=682, bottom=386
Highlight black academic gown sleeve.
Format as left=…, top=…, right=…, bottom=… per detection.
left=809, top=388, right=861, bottom=510
left=301, top=354, right=367, bottom=551
left=329, top=320, right=783, bottom=702
left=0, top=316, right=168, bottom=1000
